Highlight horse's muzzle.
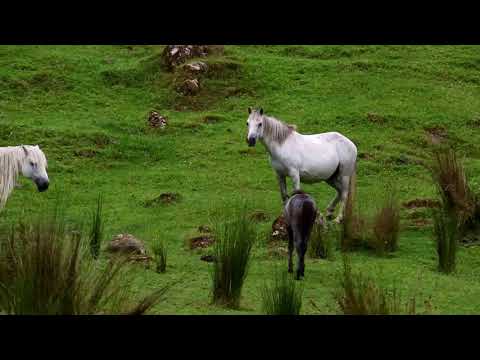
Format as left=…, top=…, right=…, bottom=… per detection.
left=247, top=137, right=256, bottom=147
left=36, top=180, right=49, bottom=192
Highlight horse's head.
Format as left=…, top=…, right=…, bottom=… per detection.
left=20, top=145, right=49, bottom=192
left=246, top=107, right=265, bottom=147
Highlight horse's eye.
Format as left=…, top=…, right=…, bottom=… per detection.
left=258, top=123, right=262, bottom=127
left=246, top=122, right=249, bottom=126
left=30, top=161, right=35, bottom=167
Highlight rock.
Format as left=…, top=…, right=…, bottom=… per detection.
left=162, top=45, right=210, bottom=71
left=184, top=61, right=208, bottom=75
left=148, top=111, right=168, bottom=129
left=107, top=234, right=146, bottom=256
left=176, top=78, right=200, bottom=96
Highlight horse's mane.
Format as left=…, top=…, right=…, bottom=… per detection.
left=0, top=147, right=22, bottom=207
left=263, top=116, right=297, bottom=144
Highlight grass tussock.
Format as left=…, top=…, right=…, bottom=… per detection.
left=370, top=191, right=401, bottom=255
left=0, top=202, right=168, bottom=315
left=334, top=257, right=417, bottom=315
left=89, top=193, right=104, bottom=260
left=340, top=177, right=367, bottom=252
left=211, top=206, right=257, bottom=309
left=261, top=270, right=303, bottom=315
left=152, top=238, right=167, bottom=274
left=308, top=223, right=335, bottom=260
left=432, top=148, right=474, bottom=224
left=432, top=208, right=458, bottom=274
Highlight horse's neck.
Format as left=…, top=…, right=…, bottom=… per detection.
left=261, top=131, right=298, bottom=158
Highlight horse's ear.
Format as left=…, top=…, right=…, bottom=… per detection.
left=259, top=108, right=264, bottom=115
left=21, top=145, right=28, bottom=156
left=248, top=107, right=252, bottom=114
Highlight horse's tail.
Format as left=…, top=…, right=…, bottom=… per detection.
left=348, top=161, right=357, bottom=204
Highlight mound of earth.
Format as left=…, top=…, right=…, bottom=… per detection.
left=188, top=235, right=215, bottom=250
left=403, top=199, right=441, bottom=209
left=107, top=234, right=146, bottom=255
left=144, top=192, right=182, bottom=207
left=271, top=215, right=288, bottom=241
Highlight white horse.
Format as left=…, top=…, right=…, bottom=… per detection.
left=246, top=108, right=357, bottom=223
left=0, top=145, right=49, bottom=208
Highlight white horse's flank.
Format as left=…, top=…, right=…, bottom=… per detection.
left=246, top=108, right=357, bottom=223
left=0, top=145, right=49, bottom=208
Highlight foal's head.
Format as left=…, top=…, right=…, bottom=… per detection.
left=20, top=145, right=49, bottom=192
left=246, top=107, right=265, bottom=147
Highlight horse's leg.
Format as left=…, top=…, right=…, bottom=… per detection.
left=290, top=170, right=301, bottom=191
left=277, top=173, right=289, bottom=203
left=325, top=177, right=342, bottom=221
left=287, top=225, right=294, bottom=273
left=334, top=176, right=351, bottom=224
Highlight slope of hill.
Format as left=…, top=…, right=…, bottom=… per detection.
left=1, top=45, right=480, bottom=314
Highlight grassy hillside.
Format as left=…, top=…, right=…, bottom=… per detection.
left=1, top=45, right=480, bottom=314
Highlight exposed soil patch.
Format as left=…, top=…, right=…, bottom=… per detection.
left=198, top=225, right=212, bottom=233
left=424, top=126, right=448, bottom=145
left=467, top=117, right=480, bottom=128
left=403, top=199, right=441, bottom=209
left=249, top=210, right=269, bottom=223
left=367, top=112, right=386, bottom=124
left=202, top=114, right=226, bottom=124
left=188, top=235, right=215, bottom=250
left=358, top=152, right=374, bottom=160
left=74, top=148, right=98, bottom=158
left=144, top=192, right=182, bottom=207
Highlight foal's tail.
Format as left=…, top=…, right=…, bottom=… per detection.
left=300, top=199, right=317, bottom=241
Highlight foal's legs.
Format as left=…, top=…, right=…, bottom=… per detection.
left=295, top=238, right=307, bottom=280
left=287, top=225, right=294, bottom=273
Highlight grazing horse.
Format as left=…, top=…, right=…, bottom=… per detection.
left=0, top=145, right=49, bottom=208
left=246, top=108, right=357, bottom=223
left=284, top=190, right=317, bottom=280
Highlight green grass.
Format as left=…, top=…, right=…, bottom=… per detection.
left=261, top=269, right=303, bottom=315
left=1, top=45, right=480, bottom=314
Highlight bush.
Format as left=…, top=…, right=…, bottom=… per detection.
left=334, top=256, right=417, bottom=315
left=89, top=194, right=104, bottom=260
left=211, top=206, right=256, bottom=309
left=261, top=270, right=303, bottom=315
left=152, top=239, right=167, bottom=274
left=370, top=192, right=401, bottom=255
left=0, top=203, right=168, bottom=315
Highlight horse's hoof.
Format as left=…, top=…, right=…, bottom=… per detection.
left=333, top=218, right=343, bottom=224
